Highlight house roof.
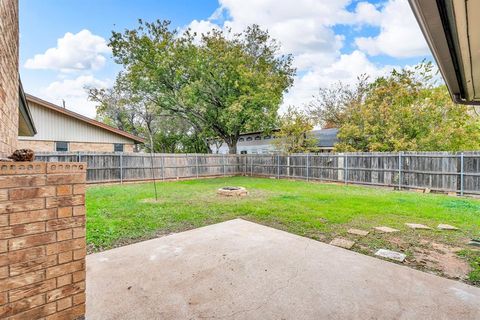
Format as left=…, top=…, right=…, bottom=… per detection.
left=409, top=0, right=480, bottom=104
left=25, top=94, right=145, bottom=143
left=237, top=128, right=339, bottom=148
left=311, top=128, right=339, bottom=148
left=18, top=81, right=36, bottom=136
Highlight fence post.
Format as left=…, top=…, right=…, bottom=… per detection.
left=287, top=155, right=290, bottom=177
left=460, top=152, right=464, bottom=196
left=222, top=154, right=226, bottom=176
left=277, top=154, right=280, bottom=179
left=344, top=154, right=348, bottom=184
left=244, top=155, right=246, bottom=176
left=195, top=154, right=199, bottom=178
left=119, top=153, right=123, bottom=184
left=398, top=152, right=402, bottom=190
left=251, top=155, right=254, bottom=176
left=142, top=155, right=147, bottom=180
left=306, top=153, right=310, bottom=181
left=161, top=154, right=165, bottom=181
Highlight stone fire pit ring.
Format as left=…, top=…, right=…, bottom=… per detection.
left=217, top=186, right=248, bottom=197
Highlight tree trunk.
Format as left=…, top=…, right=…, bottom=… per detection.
left=227, top=141, right=237, bottom=154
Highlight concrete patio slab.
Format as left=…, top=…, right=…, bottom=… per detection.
left=87, top=219, right=480, bottom=320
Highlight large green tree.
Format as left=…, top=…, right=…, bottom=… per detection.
left=310, top=62, right=480, bottom=152
left=272, top=107, right=317, bottom=153
left=109, top=20, right=295, bottom=153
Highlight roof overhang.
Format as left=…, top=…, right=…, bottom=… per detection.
left=409, top=0, right=480, bottom=104
left=18, top=81, right=36, bottom=136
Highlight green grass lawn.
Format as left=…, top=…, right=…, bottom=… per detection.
left=86, top=176, right=480, bottom=285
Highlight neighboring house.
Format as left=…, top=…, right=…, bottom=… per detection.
left=18, top=94, right=144, bottom=153
left=211, top=128, right=339, bottom=154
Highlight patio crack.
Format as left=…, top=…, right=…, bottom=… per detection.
left=199, top=242, right=311, bottom=319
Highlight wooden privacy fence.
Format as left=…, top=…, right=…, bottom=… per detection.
left=35, top=152, right=242, bottom=184
left=35, top=151, right=480, bottom=195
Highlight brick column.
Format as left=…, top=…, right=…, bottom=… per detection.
left=0, top=161, right=86, bottom=319
left=0, top=0, right=20, bottom=158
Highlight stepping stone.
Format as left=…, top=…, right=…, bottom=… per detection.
left=405, top=223, right=431, bottom=230
left=375, top=249, right=406, bottom=262
left=437, top=224, right=459, bottom=231
left=468, top=239, right=480, bottom=247
left=330, top=238, right=355, bottom=249
left=374, top=226, right=399, bottom=233
left=347, top=228, right=369, bottom=236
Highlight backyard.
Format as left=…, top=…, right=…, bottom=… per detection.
left=86, top=176, right=480, bottom=286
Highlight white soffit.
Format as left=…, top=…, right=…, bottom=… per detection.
left=453, top=0, right=480, bottom=101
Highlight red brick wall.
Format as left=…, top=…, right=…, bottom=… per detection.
left=0, top=0, right=20, bottom=158
left=0, top=162, right=86, bottom=319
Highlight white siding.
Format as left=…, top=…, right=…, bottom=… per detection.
left=211, top=133, right=276, bottom=154
left=18, top=101, right=134, bottom=144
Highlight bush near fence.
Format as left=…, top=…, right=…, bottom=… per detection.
left=34, top=151, right=480, bottom=196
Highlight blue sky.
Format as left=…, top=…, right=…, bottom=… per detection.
left=20, top=0, right=434, bottom=117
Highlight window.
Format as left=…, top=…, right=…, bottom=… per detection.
left=264, top=135, right=271, bottom=140
left=246, top=137, right=253, bottom=141
left=255, top=136, right=261, bottom=140
left=239, top=138, right=245, bottom=142
left=114, top=143, right=124, bottom=152
left=240, top=150, right=247, bottom=154
left=55, top=141, right=69, bottom=152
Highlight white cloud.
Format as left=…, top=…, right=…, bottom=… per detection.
left=186, top=1, right=352, bottom=73
left=352, top=2, right=382, bottom=25
left=355, top=0, right=429, bottom=57
left=282, top=50, right=397, bottom=110
left=40, top=75, right=110, bottom=117
left=25, top=29, right=110, bottom=72
left=184, top=0, right=408, bottom=112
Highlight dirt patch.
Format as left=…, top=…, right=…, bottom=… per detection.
left=409, top=240, right=471, bottom=279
